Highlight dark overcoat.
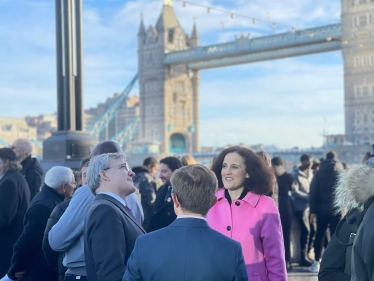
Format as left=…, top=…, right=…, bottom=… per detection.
left=0, top=170, right=30, bottom=276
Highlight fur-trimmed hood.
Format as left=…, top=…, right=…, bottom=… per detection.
left=334, top=164, right=374, bottom=214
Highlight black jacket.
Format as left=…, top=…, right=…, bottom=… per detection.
left=0, top=170, right=30, bottom=277
left=84, top=194, right=146, bottom=281
left=7, top=184, right=64, bottom=281
left=309, top=159, right=343, bottom=215
left=319, top=208, right=367, bottom=281
left=42, top=199, right=71, bottom=280
left=352, top=198, right=374, bottom=281
left=132, top=166, right=156, bottom=229
left=20, top=155, right=44, bottom=200
left=147, top=183, right=176, bottom=232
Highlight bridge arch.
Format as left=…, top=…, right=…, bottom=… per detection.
left=169, top=133, right=187, bottom=154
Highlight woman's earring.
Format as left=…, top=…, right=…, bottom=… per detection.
left=246, top=174, right=250, bottom=178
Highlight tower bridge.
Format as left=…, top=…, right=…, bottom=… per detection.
left=136, top=0, right=374, bottom=154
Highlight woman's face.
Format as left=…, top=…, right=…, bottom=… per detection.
left=221, top=152, right=247, bottom=191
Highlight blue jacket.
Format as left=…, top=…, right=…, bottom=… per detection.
left=123, top=218, right=248, bottom=281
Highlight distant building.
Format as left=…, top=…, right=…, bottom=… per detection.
left=0, top=117, right=41, bottom=156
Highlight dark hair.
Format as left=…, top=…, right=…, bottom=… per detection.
left=90, top=141, right=122, bottom=157
left=211, top=146, right=273, bottom=195
left=271, top=156, right=283, bottom=167
left=171, top=165, right=217, bottom=216
left=80, top=157, right=90, bottom=170
left=300, top=154, right=312, bottom=162
left=160, top=156, right=182, bottom=172
left=326, top=151, right=337, bottom=160
left=143, top=157, right=158, bottom=168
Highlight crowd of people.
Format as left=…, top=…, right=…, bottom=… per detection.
left=0, top=138, right=374, bottom=281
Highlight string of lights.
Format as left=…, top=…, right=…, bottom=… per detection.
left=156, top=0, right=355, bottom=45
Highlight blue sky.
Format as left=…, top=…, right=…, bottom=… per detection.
left=0, top=0, right=343, bottom=148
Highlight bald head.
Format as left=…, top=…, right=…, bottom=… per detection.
left=11, top=138, right=32, bottom=162
left=90, top=141, right=123, bottom=158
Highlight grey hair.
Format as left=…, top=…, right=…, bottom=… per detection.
left=0, top=158, right=22, bottom=172
left=87, top=152, right=125, bottom=195
left=45, top=166, right=74, bottom=190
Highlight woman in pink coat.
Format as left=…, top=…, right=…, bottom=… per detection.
left=207, top=146, right=287, bottom=281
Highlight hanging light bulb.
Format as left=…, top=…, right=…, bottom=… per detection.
left=343, top=40, right=348, bottom=45
left=290, top=27, right=295, bottom=33
left=231, top=13, right=235, bottom=19
left=183, top=1, right=187, bottom=7
left=272, top=23, right=276, bottom=28
left=359, top=43, right=364, bottom=47
left=207, top=7, right=211, bottom=13
left=252, top=18, right=257, bottom=24
left=326, top=36, right=332, bottom=41
left=309, top=32, right=314, bottom=37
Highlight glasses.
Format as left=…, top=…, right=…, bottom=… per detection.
left=66, top=181, right=77, bottom=186
left=103, top=162, right=131, bottom=172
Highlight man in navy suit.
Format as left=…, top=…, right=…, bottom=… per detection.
left=123, top=164, right=248, bottom=281
left=84, top=153, right=146, bottom=281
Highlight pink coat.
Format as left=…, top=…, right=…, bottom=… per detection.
left=207, top=188, right=287, bottom=281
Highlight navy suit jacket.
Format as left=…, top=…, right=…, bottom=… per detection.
left=123, top=218, right=248, bottom=281
left=84, top=194, right=146, bottom=281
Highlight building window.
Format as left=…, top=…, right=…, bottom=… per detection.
left=355, top=57, right=361, bottom=67
left=356, top=87, right=362, bottom=96
left=363, top=56, right=368, bottom=66
left=372, top=86, right=374, bottom=95
left=359, top=16, right=367, bottom=26
left=354, top=17, right=358, bottom=27
left=359, top=0, right=367, bottom=3
left=363, top=86, right=369, bottom=96
left=371, top=55, right=374, bottom=65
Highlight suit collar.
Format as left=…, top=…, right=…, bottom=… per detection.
left=216, top=188, right=260, bottom=207
left=95, top=193, right=146, bottom=233
left=169, top=217, right=209, bottom=228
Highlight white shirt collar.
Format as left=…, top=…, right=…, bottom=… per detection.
left=98, top=192, right=127, bottom=208
left=177, top=215, right=207, bottom=221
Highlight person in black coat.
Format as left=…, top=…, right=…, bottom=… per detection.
left=11, top=138, right=43, bottom=200
left=271, top=157, right=294, bottom=272
left=147, top=157, right=182, bottom=232
left=309, top=151, right=343, bottom=271
left=0, top=148, right=30, bottom=277
left=132, top=157, right=158, bottom=230
left=2, top=166, right=75, bottom=281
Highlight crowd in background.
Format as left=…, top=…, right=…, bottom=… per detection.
left=0, top=138, right=374, bottom=281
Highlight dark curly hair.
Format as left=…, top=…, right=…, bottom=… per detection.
left=211, top=146, right=273, bottom=195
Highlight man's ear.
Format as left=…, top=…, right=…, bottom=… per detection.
left=99, top=170, right=109, bottom=181
left=171, top=193, right=180, bottom=208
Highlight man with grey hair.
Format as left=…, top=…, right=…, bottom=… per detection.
left=123, top=164, right=248, bottom=281
left=1, top=166, right=75, bottom=281
left=84, top=153, right=145, bottom=281
left=49, top=141, right=143, bottom=281
left=11, top=138, right=43, bottom=200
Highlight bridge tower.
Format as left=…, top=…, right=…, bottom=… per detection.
left=137, top=0, right=200, bottom=154
left=341, top=0, right=374, bottom=144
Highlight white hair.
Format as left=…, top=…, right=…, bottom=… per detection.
left=45, top=166, right=74, bottom=190
left=87, top=153, right=125, bottom=195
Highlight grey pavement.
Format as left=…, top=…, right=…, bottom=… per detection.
left=288, top=265, right=318, bottom=281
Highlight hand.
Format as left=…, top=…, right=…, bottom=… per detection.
left=310, top=213, right=317, bottom=224
left=14, top=272, right=25, bottom=281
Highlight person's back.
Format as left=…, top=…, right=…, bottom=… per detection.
left=20, top=155, right=43, bottom=200
left=125, top=218, right=246, bottom=281
left=124, top=164, right=248, bottom=281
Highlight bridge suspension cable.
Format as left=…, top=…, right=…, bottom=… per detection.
left=110, top=116, right=140, bottom=146
left=88, top=74, right=138, bottom=138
